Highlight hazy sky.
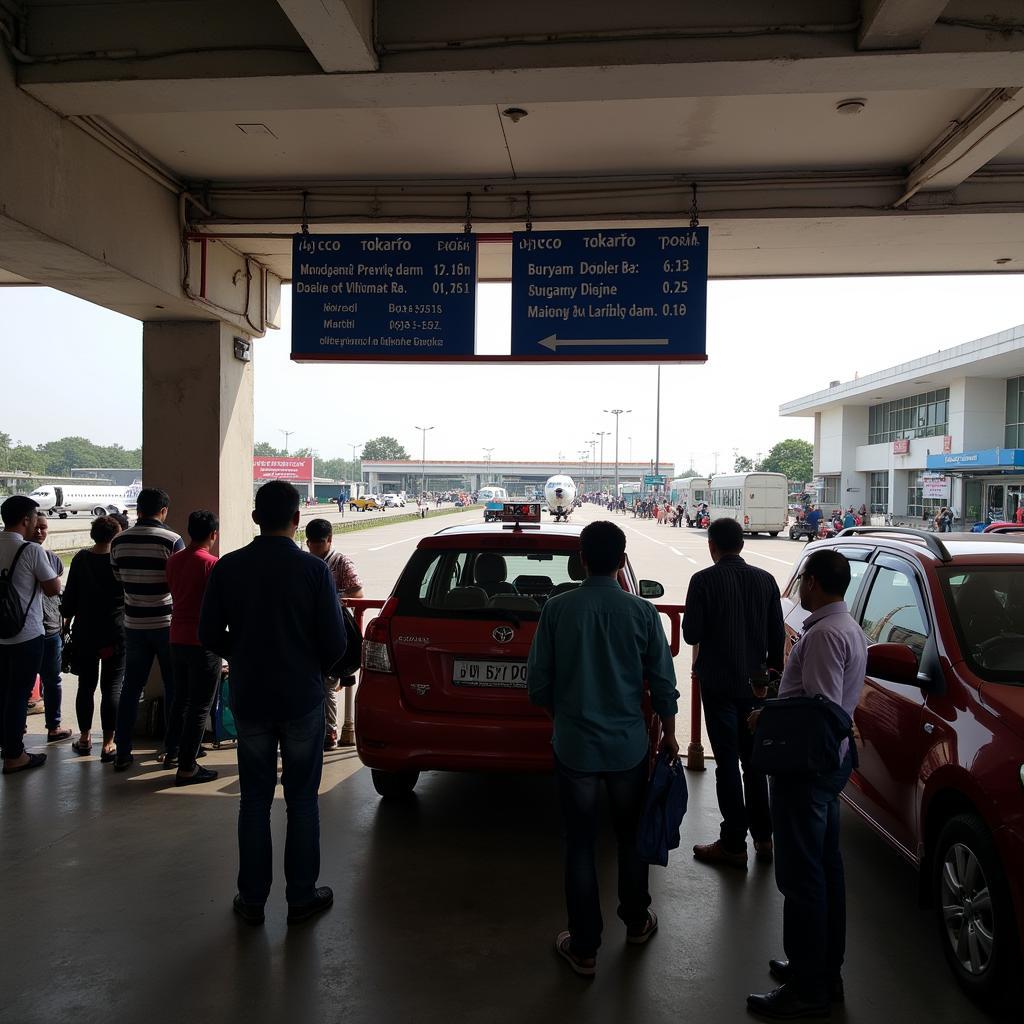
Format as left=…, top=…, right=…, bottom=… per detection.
left=2, top=275, right=1022, bottom=474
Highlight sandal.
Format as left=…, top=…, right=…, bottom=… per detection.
left=100, top=748, right=116, bottom=764
left=71, top=739, right=93, bottom=755
left=48, top=729, right=73, bottom=743
left=3, top=752, right=47, bottom=775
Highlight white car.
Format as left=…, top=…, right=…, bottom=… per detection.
left=382, top=494, right=406, bottom=508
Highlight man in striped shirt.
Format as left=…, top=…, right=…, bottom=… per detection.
left=110, top=488, right=184, bottom=771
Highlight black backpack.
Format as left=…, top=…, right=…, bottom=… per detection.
left=0, top=543, right=37, bottom=640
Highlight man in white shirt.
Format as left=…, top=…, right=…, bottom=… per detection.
left=0, top=495, right=62, bottom=775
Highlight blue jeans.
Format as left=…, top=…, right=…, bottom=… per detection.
left=770, top=754, right=854, bottom=1002
left=236, top=703, right=325, bottom=906
left=0, top=636, right=44, bottom=760
left=555, top=754, right=651, bottom=957
left=39, top=632, right=63, bottom=731
left=114, top=628, right=175, bottom=758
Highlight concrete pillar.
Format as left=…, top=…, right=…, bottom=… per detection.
left=143, top=321, right=254, bottom=554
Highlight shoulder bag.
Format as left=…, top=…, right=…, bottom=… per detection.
left=750, top=694, right=857, bottom=777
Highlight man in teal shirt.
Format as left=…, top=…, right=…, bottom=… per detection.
left=528, top=520, right=679, bottom=976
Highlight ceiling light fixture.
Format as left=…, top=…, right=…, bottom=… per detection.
left=235, top=122, right=277, bottom=137
left=501, top=107, right=529, bottom=124
left=835, top=98, right=867, bottom=116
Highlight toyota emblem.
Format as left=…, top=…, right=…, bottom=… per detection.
left=492, top=626, right=514, bottom=644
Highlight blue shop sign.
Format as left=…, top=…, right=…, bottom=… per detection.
left=927, top=449, right=1024, bottom=471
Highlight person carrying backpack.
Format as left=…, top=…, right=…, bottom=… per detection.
left=0, top=495, right=63, bottom=775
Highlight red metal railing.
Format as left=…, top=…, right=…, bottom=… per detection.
left=341, top=598, right=705, bottom=771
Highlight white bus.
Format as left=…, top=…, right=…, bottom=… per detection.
left=479, top=485, right=509, bottom=521
left=707, top=472, right=788, bottom=536
left=668, top=476, right=710, bottom=525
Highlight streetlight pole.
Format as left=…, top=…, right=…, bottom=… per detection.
left=482, top=447, right=495, bottom=491
left=654, top=365, right=661, bottom=484
left=586, top=440, right=597, bottom=492
left=604, top=409, right=631, bottom=498
left=578, top=449, right=589, bottom=490
left=279, top=429, right=294, bottom=454
left=347, top=441, right=363, bottom=493
left=415, top=425, right=435, bottom=497
left=594, top=431, right=610, bottom=495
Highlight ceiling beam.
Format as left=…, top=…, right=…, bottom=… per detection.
left=897, top=87, right=1024, bottom=204
left=858, top=0, right=950, bottom=50
left=275, top=0, right=377, bottom=72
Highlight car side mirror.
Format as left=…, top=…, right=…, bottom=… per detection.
left=639, top=580, right=664, bottom=599
left=866, top=643, right=919, bottom=685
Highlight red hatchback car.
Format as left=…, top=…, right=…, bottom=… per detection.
left=355, top=515, right=668, bottom=799
left=780, top=528, right=1024, bottom=1002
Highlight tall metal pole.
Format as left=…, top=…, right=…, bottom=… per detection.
left=595, top=431, right=610, bottom=494
left=604, top=409, right=631, bottom=498
left=415, top=425, right=435, bottom=497
left=654, top=366, right=661, bottom=485
left=279, top=429, right=294, bottom=454
left=348, top=441, right=363, bottom=494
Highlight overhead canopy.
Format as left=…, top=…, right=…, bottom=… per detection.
left=6, top=0, right=1024, bottom=287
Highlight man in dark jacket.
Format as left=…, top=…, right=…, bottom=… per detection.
left=683, top=517, right=784, bottom=869
left=199, top=480, right=347, bottom=925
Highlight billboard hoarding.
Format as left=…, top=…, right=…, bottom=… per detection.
left=254, top=457, right=314, bottom=482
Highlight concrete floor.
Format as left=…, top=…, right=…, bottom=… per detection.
left=0, top=728, right=1004, bottom=1024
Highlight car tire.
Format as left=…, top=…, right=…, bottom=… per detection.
left=932, top=813, right=1019, bottom=1005
left=59, top=513, right=67, bottom=519
left=371, top=768, right=419, bottom=799
left=789, top=527, right=799, bottom=540
left=769, top=531, right=779, bottom=537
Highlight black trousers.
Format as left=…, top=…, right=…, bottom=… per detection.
left=75, top=643, right=125, bottom=735
left=702, top=690, right=772, bottom=851
left=555, top=754, right=651, bottom=957
left=164, top=644, right=221, bottom=771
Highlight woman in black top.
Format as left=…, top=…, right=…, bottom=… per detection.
left=62, top=515, right=125, bottom=761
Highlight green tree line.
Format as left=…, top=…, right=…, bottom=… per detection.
left=732, top=438, right=813, bottom=483
left=0, top=432, right=142, bottom=476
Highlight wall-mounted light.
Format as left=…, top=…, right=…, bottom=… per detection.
left=501, top=107, right=529, bottom=123
left=835, top=98, right=867, bottom=116
left=233, top=337, right=252, bottom=362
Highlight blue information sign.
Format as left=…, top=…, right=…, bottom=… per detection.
left=511, top=227, right=708, bottom=361
left=291, top=234, right=476, bottom=360
left=643, top=474, right=666, bottom=486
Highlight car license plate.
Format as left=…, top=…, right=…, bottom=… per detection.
left=452, top=659, right=528, bottom=689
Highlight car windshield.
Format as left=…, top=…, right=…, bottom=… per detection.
left=398, top=547, right=584, bottom=619
left=941, top=566, right=1024, bottom=685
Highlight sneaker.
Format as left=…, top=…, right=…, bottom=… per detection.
left=693, top=840, right=748, bottom=869
left=175, top=765, right=219, bottom=787
left=755, top=840, right=774, bottom=865
left=323, top=730, right=338, bottom=752
left=554, top=931, right=596, bottom=977
left=232, top=894, right=265, bottom=926
left=287, top=886, right=334, bottom=924
left=626, top=910, right=659, bottom=945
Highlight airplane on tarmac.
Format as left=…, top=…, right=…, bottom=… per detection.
left=543, top=475, right=577, bottom=522
left=28, top=480, right=142, bottom=518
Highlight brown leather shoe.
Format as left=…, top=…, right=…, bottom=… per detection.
left=693, top=840, right=748, bottom=869
left=323, top=730, right=338, bottom=752
left=755, top=840, right=774, bottom=864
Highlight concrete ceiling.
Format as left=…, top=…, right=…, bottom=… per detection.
left=7, top=0, right=1024, bottom=283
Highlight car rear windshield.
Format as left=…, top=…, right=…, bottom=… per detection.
left=397, top=548, right=582, bottom=619
left=941, top=567, right=1024, bottom=685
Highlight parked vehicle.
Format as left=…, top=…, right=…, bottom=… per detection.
left=668, top=476, right=710, bottom=526
left=355, top=509, right=667, bottom=799
left=382, top=494, right=406, bottom=508
left=479, top=485, right=509, bottom=522
left=780, top=526, right=1024, bottom=1003
left=349, top=496, right=382, bottom=511
left=707, top=472, right=788, bottom=536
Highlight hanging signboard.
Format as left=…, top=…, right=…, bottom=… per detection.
left=892, top=439, right=911, bottom=455
left=510, top=227, right=708, bottom=362
left=254, top=457, right=313, bottom=482
left=291, top=234, right=476, bottom=361
left=922, top=475, right=951, bottom=499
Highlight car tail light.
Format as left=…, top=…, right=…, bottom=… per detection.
left=362, top=615, right=395, bottom=674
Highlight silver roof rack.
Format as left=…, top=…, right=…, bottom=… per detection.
left=835, top=526, right=952, bottom=562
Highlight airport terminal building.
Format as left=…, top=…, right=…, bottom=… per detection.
left=782, top=324, right=1024, bottom=526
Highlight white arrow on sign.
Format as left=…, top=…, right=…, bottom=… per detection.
left=538, top=335, right=669, bottom=352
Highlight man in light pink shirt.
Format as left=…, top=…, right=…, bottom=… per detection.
left=746, top=548, right=867, bottom=1020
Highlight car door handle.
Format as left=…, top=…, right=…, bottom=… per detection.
left=923, top=722, right=935, bottom=735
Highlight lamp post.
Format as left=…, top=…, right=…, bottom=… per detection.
left=654, top=365, right=661, bottom=483
left=347, top=441, right=363, bottom=493
left=415, top=425, right=435, bottom=497
left=279, top=429, right=295, bottom=454
left=578, top=449, right=589, bottom=490
left=604, top=409, right=631, bottom=498
left=586, top=440, right=597, bottom=492
left=482, top=447, right=495, bottom=491
left=594, top=431, right=610, bottom=495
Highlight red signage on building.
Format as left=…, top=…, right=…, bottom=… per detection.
left=892, top=439, right=910, bottom=455
left=253, top=457, right=314, bottom=481
left=943, top=435, right=953, bottom=453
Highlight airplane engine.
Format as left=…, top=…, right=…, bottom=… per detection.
left=544, top=475, right=577, bottom=522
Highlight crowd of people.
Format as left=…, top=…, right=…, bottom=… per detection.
left=3, top=483, right=868, bottom=1010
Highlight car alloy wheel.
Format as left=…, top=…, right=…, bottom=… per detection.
left=941, top=841, right=995, bottom=977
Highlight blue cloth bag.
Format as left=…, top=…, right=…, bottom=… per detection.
left=636, top=754, right=688, bottom=866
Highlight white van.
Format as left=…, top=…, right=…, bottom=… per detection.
left=668, top=476, right=710, bottom=525
left=707, top=472, right=788, bottom=536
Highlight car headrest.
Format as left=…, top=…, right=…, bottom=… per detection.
left=474, top=552, right=508, bottom=585
left=486, top=594, right=540, bottom=612
left=567, top=552, right=584, bottom=581
left=442, top=586, right=489, bottom=610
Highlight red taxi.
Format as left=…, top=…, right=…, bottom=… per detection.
left=780, top=527, right=1024, bottom=1002
left=355, top=504, right=669, bottom=798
